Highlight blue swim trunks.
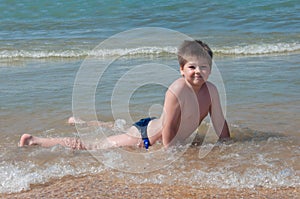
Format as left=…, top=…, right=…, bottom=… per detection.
left=133, top=117, right=156, bottom=149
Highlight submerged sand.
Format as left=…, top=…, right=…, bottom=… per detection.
left=3, top=174, right=299, bottom=199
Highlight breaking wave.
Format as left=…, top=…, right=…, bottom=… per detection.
left=0, top=42, right=299, bottom=59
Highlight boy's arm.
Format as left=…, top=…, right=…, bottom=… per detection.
left=208, top=84, right=230, bottom=139
left=161, top=89, right=181, bottom=147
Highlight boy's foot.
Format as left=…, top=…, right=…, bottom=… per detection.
left=67, top=117, right=86, bottom=126
left=19, top=134, right=34, bottom=147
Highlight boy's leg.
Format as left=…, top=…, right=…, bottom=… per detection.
left=19, top=134, right=86, bottom=150
left=19, top=126, right=142, bottom=150
left=100, top=126, right=142, bottom=149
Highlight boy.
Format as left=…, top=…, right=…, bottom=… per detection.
left=19, top=40, right=230, bottom=150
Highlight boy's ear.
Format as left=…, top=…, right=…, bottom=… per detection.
left=208, top=66, right=212, bottom=75
left=180, top=66, right=184, bottom=76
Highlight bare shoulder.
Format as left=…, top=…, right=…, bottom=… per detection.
left=205, top=81, right=220, bottom=102
left=205, top=81, right=217, bottom=90
left=168, top=78, right=187, bottom=94
left=205, top=81, right=218, bottom=94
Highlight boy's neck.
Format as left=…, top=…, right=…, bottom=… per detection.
left=183, top=78, right=205, bottom=93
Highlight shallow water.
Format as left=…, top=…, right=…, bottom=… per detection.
left=1, top=54, right=299, bottom=193
left=1, top=124, right=299, bottom=193
left=1, top=0, right=299, bottom=194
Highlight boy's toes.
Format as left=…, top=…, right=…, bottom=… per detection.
left=67, top=116, right=85, bottom=125
left=68, top=117, right=76, bottom=125
left=19, top=134, right=33, bottom=147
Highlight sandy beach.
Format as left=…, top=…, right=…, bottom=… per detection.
left=3, top=173, right=299, bottom=199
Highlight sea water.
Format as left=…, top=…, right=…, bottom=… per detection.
left=0, top=0, right=299, bottom=193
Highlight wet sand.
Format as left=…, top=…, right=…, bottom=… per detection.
left=3, top=173, right=299, bottom=199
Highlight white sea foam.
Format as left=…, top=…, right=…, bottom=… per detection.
left=113, top=161, right=299, bottom=189
left=1, top=137, right=299, bottom=194
left=216, top=42, right=300, bottom=55
left=0, top=42, right=299, bottom=59
left=0, top=46, right=177, bottom=59
left=0, top=158, right=105, bottom=194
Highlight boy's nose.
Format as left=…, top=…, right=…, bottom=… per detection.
left=195, top=66, right=201, bottom=73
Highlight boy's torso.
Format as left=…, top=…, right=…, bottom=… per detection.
left=172, top=78, right=211, bottom=140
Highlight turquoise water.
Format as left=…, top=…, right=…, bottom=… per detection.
left=1, top=0, right=299, bottom=59
left=0, top=0, right=299, bottom=194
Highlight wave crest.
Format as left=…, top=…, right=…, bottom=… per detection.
left=216, top=42, right=300, bottom=55
left=0, top=47, right=177, bottom=59
left=0, top=42, right=299, bottom=59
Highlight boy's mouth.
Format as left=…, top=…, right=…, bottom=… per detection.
left=194, top=75, right=203, bottom=79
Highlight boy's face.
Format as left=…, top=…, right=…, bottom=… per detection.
left=180, top=56, right=211, bottom=88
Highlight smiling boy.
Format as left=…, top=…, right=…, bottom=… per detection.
left=19, top=40, right=230, bottom=149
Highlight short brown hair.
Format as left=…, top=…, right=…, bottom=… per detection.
left=177, top=40, right=213, bottom=68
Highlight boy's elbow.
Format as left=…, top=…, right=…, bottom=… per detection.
left=162, top=135, right=172, bottom=148
left=219, top=121, right=230, bottom=138
left=162, top=129, right=177, bottom=148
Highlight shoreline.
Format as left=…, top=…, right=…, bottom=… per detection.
left=3, top=174, right=299, bottom=199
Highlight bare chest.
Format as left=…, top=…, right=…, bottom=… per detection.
left=181, top=86, right=211, bottom=125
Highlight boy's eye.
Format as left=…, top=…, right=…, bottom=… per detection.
left=200, top=66, right=208, bottom=70
left=188, top=65, right=209, bottom=70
